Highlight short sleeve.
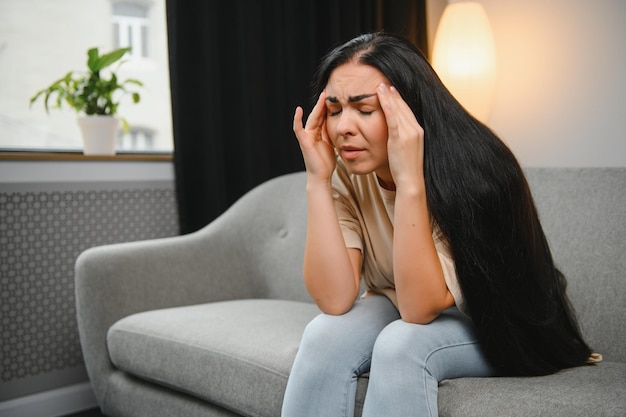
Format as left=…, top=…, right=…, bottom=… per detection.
left=332, top=163, right=364, bottom=252
left=433, top=226, right=467, bottom=314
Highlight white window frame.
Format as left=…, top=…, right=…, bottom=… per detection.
left=112, top=4, right=150, bottom=59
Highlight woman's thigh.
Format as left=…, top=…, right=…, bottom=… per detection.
left=363, top=308, right=495, bottom=417
left=282, top=295, right=400, bottom=417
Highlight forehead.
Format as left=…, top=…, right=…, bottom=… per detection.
left=326, top=62, right=388, bottom=98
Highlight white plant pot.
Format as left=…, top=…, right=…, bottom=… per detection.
left=77, top=115, right=120, bottom=155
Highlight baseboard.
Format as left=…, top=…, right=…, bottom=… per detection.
left=0, top=382, right=98, bottom=417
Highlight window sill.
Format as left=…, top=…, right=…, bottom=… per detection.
left=0, top=150, right=173, bottom=162
left=0, top=150, right=175, bottom=183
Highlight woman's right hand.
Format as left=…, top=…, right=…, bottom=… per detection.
left=293, top=91, right=336, bottom=182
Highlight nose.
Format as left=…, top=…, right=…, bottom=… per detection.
left=335, top=111, right=356, bottom=137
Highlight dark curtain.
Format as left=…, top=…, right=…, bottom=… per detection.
left=166, top=0, right=427, bottom=234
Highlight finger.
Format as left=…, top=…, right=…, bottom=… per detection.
left=378, top=84, right=422, bottom=138
left=293, top=106, right=305, bottom=136
left=304, top=91, right=327, bottom=130
left=321, top=118, right=333, bottom=148
left=377, top=83, right=400, bottom=136
left=390, top=87, right=423, bottom=135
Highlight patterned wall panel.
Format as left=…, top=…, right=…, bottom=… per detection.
left=0, top=182, right=178, bottom=400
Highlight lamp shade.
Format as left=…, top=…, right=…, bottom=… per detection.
left=432, top=2, right=497, bottom=123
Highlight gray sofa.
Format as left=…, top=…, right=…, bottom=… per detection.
left=75, top=168, right=626, bottom=417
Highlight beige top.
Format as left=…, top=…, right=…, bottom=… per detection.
left=332, top=158, right=467, bottom=314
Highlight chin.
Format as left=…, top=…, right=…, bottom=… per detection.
left=341, top=159, right=375, bottom=176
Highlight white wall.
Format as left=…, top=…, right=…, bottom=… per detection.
left=428, top=0, right=626, bottom=167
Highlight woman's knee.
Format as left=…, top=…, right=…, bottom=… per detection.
left=298, top=298, right=401, bottom=367
left=371, top=314, right=493, bottom=380
left=301, top=297, right=400, bottom=352
left=371, top=320, right=429, bottom=367
left=303, top=313, right=346, bottom=340
left=298, top=313, right=353, bottom=358
left=371, top=315, right=471, bottom=367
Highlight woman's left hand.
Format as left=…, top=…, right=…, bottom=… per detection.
left=377, top=83, right=453, bottom=324
left=377, top=83, right=425, bottom=190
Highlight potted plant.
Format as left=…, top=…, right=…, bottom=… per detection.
left=30, top=46, right=143, bottom=155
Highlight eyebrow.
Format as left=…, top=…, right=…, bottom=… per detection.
left=326, top=93, right=377, bottom=103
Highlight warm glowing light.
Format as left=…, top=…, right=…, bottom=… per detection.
left=432, top=2, right=497, bottom=123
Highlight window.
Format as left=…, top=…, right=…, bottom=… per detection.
left=113, top=2, right=149, bottom=59
left=118, top=126, right=155, bottom=151
left=0, top=0, right=173, bottom=153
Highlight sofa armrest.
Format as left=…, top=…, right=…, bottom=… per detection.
left=76, top=171, right=310, bottom=407
left=75, top=220, right=256, bottom=405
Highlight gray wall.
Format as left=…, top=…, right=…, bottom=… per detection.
left=0, top=162, right=178, bottom=403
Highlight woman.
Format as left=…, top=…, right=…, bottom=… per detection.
left=281, top=33, right=593, bottom=417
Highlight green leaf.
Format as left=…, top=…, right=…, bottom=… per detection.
left=95, top=47, right=131, bottom=71
left=31, top=46, right=142, bottom=116
left=87, top=48, right=100, bottom=72
left=63, top=71, right=74, bottom=84
left=29, top=89, right=45, bottom=107
left=125, top=78, right=143, bottom=87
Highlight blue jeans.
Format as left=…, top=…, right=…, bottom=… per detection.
left=281, top=295, right=495, bottom=417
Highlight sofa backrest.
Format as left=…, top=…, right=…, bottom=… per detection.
left=223, top=168, right=625, bottom=363
left=524, top=168, right=625, bottom=363
left=211, top=171, right=311, bottom=303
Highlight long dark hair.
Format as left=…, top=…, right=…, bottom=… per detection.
left=313, top=32, right=592, bottom=376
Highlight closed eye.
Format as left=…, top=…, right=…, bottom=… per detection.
left=328, top=109, right=373, bottom=116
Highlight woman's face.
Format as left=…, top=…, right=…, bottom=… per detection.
left=325, top=61, right=393, bottom=186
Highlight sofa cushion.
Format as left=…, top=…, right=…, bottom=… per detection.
left=438, top=362, right=626, bottom=417
left=107, top=299, right=320, bottom=417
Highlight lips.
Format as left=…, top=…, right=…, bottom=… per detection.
left=340, top=146, right=364, bottom=160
